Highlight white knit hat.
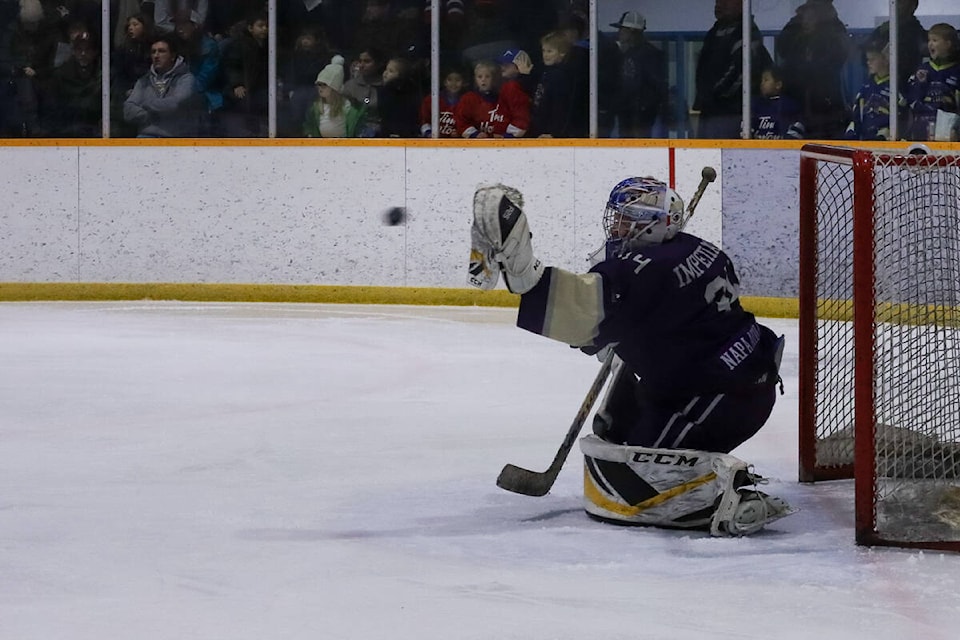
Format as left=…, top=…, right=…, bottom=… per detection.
left=315, top=55, right=345, bottom=92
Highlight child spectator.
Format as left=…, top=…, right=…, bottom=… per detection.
left=845, top=42, right=904, bottom=141
left=868, top=0, right=928, bottom=91
left=220, top=12, right=269, bottom=137
left=529, top=31, right=577, bottom=138
left=112, top=1, right=153, bottom=51
left=498, top=48, right=535, bottom=97
left=378, top=56, right=422, bottom=138
left=456, top=51, right=530, bottom=138
left=750, top=65, right=804, bottom=140
left=123, top=35, right=199, bottom=137
left=113, top=14, right=154, bottom=94
left=303, top=55, right=361, bottom=138
left=342, top=47, right=384, bottom=137
left=905, top=23, right=960, bottom=141
left=420, top=67, right=466, bottom=137
left=456, top=59, right=530, bottom=138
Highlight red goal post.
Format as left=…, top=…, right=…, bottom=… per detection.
left=798, top=143, right=960, bottom=551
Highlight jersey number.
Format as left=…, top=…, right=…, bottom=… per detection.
left=704, top=275, right=739, bottom=312
left=621, top=252, right=651, bottom=275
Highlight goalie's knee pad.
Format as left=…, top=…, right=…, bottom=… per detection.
left=579, top=435, right=795, bottom=536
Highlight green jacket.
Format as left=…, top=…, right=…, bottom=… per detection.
left=303, top=99, right=366, bottom=138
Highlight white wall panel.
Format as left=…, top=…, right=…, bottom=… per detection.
left=0, top=147, right=80, bottom=281
left=78, top=146, right=406, bottom=285
left=404, top=146, right=576, bottom=287
left=0, top=144, right=765, bottom=294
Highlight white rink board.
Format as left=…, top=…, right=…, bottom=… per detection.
left=0, top=147, right=81, bottom=281
left=1, top=145, right=720, bottom=288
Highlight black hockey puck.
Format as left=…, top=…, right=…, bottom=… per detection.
left=383, top=207, right=407, bottom=226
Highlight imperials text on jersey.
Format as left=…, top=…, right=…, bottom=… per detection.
left=673, top=241, right=722, bottom=288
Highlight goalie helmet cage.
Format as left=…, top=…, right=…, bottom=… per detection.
left=798, top=144, right=960, bottom=551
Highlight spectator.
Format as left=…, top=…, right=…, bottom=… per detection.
left=378, top=56, right=422, bottom=137
left=869, top=0, right=928, bottom=91
left=279, top=27, right=329, bottom=137
left=111, top=13, right=154, bottom=136
left=694, top=0, right=772, bottom=139
left=495, top=48, right=532, bottom=135
left=113, top=14, right=154, bottom=94
left=53, top=2, right=101, bottom=42
left=528, top=31, right=576, bottom=138
left=905, top=23, right=960, bottom=141
left=557, top=9, right=609, bottom=138
left=455, top=59, right=528, bottom=138
left=419, top=66, right=465, bottom=137
left=9, top=0, right=58, bottom=136
left=112, top=1, right=154, bottom=50
left=497, top=47, right=535, bottom=99
left=53, top=20, right=93, bottom=68
left=750, top=65, right=804, bottom=139
left=123, top=34, right=199, bottom=137
left=342, top=47, right=384, bottom=137
left=303, top=54, right=362, bottom=137
left=220, top=11, right=269, bottom=137
left=48, top=30, right=101, bottom=137
left=845, top=42, right=904, bottom=141
left=173, top=11, right=222, bottom=135
left=610, top=10, right=666, bottom=138
left=153, top=0, right=208, bottom=35
left=775, top=0, right=850, bottom=139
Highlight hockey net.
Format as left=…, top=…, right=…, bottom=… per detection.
left=799, top=144, right=960, bottom=550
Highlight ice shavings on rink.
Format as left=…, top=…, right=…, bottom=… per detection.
left=1, top=302, right=959, bottom=640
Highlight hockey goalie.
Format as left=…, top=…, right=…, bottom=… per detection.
left=469, top=178, right=795, bottom=536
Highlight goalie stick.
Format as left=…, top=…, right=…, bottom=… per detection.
left=681, top=166, right=717, bottom=228
left=496, top=350, right=617, bottom=496
left=495, top=166, right=718, bottom=497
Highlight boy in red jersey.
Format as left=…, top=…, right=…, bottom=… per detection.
left=420, top=68, right=466, bottom=137
left=455, top=59, right=530, bottom=138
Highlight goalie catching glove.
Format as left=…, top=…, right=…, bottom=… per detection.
left=468, top=184, right=544, bottom=294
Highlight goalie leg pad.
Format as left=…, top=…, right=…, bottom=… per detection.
left=579, top=435, right=795, bottom=535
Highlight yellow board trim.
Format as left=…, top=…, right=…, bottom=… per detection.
left=0, top=282, right=797, bottom=316
left=0, top=282, right=520, bottom=307
left=584, top=466, right=718, bottom=517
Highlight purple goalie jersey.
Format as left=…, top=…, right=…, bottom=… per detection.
left=518, top=232, right=777, bottom=396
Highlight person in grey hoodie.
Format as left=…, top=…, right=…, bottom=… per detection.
left=123, top=34, right=199, bottom=137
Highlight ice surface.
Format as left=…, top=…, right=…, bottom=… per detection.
left=2, top=302, right=959, bottom=640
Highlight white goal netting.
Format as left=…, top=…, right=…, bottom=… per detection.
left=802, top=147, right=960, bottom=548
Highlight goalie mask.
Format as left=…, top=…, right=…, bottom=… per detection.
left=603, top=177, right=684, bottom=256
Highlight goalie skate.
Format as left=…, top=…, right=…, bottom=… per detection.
left=712, top=470, right=798, bottom=537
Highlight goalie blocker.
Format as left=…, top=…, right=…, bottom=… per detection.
left=580, top=435, right=794, bottom=536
